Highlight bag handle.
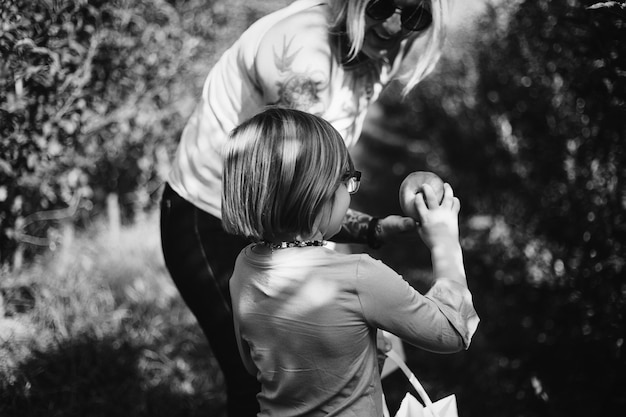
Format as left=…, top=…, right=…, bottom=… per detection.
left=385, top=349, right=440, bottom=417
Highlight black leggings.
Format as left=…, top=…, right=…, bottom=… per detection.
left=160, top=183, right=260, bottom=416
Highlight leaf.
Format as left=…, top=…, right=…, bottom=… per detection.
left=0, top=159, right=14, bottom=176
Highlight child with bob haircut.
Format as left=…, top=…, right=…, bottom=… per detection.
left=222, top=107, right=479, bottom=417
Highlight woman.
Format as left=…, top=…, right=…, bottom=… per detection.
left=160, top=1, right=453, bottom=415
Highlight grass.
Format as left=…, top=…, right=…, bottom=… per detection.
left=0, top=212, right=226, bottom=417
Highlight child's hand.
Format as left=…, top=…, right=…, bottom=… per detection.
left=414, top=183, right=461, bottom=250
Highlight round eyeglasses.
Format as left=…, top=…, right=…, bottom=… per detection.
left=365, top=0, right=433, bottom=32
left=342, top=170, right=361, bottom=194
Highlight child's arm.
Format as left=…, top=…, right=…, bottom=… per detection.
left=357, top=253, right=478, bottom=353
left=414, top=183, right=467, bottom=288
left=356, top=184, right=478, bottom=352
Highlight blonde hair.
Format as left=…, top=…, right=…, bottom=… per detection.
left=222, top=107, right=353, bottom=242
left=328, top=0, right=452, bottom=96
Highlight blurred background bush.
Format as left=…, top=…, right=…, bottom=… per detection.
left=0, top=0, right=288, bottom=265
left=1, top=0, right=624, bottom=416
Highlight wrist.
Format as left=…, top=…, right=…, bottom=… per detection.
left=431, top=242, right=465, bottom=276
left=431, top=239, right=462, bottom=252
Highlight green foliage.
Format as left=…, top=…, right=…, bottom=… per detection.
left=3, top=0, right=624, bottom=415
left=367, top=0, right=626, bottom=415
left=1, top=0, right=186, bottom=263
left=0, top=215, right=227, bottom=416
left=0, top=0, right=288, bottom=264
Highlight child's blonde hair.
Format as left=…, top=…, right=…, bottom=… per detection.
left=222, top=107, right=353, bottom=242
left=328, top=0, right=452, bottom=96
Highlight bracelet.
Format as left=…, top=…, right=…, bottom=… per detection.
left=367, top=217, right=383, bottom=249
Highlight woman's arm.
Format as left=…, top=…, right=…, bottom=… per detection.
left=332, top=209, right=418, bottom=249
left=332, top=208, right=373, bottom=245
left=253, top=7, right=331, bottom=114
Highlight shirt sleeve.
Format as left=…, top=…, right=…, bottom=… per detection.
left=355, top=255, right=479, bottom=353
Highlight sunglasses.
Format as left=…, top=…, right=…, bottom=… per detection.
left=365, top=0, right=433, bottom=32
left=342, top=170, right=362, bottom=194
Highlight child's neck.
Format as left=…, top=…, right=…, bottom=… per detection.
left=263, top=231, right=326, bottom=250
left=263, top=240, right=326, bottom=250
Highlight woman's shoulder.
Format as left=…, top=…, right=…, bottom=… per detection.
left=255, top=4, right=331, bottom=64
left=271, top=3, right=329, bottom=32
left=250, top=4, right=336, bottom=112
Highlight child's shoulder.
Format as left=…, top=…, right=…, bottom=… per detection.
left=357, top=253, right=396, bottom=273
left=327, top=250, right=396, bottom=274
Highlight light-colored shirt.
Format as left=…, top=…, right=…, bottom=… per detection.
left=230, top=244, right=480, bottom=417
left=168, top=0, right=404, bottom=218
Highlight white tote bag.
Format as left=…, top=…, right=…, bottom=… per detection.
left=382, top=350, right=459, bottom=417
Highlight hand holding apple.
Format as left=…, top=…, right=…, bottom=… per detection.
left=399, top=171, right=445, bottom=221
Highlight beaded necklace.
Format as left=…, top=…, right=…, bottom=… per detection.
left=262, top=240, right=326, bottom=250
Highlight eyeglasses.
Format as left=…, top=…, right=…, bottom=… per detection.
left=365, top=0, right=433, bottom=32
left=342, top=170, right=362, bottom=194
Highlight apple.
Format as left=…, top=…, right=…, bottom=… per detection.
left=399, top=171, right=445, bottom=221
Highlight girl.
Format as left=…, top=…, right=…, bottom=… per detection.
left=222, top=107, right=479, bottom=416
